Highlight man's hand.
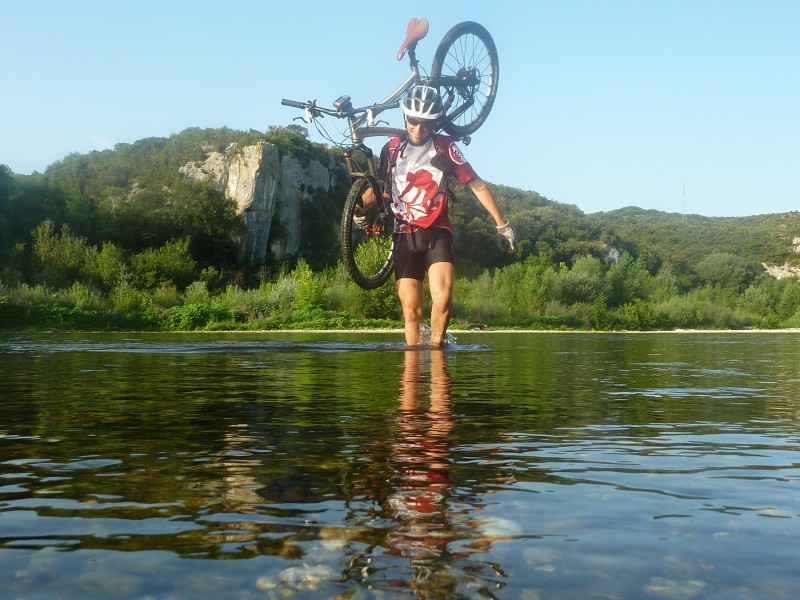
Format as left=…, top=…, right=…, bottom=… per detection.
left=353, top=204, right=369, bottom=228
left=496, top=222, right=516, bottom=253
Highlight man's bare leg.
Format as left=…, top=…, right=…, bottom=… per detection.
left=427, top=261, right=454, bottom=347
left=396, top=277, right=424, bottom=346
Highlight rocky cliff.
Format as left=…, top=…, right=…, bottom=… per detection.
left=763, top=237, right=800, bottom=279
left=180, top=142, right=342, bottom=263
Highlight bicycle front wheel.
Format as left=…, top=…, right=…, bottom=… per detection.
left=430, top=21, right=499, bottom=138
left=340, top=178, right=395, bottom=290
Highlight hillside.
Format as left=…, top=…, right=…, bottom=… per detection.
left=4, top=126, right=800, bottom=331
left=2, top=125, right=800, bottom=286
left=591, top=207, right=800, bottom=270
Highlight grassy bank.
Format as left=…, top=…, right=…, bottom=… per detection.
left=4, top=257, right=800, bottom=333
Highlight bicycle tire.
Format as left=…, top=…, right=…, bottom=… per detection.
left=341, top=177, right=395, bottom=290
left=430, top=21, right=499, bottom=138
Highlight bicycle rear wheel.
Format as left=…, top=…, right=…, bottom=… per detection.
left=430, top=21, right=499, bottom=138
left=341, top=177, right=395, bottom=290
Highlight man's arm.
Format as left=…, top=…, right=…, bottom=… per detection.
left=468, top=177, right=516, bottom=253
left=468, top=177, right=506, bottom=226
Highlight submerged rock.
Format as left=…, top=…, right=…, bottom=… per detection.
left=278, top=563, right=338, bottom=591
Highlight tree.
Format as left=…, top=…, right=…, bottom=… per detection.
left=604, top=253, right=654, bottom=307
left=695, top=252, right=760, bottom=293
left=31, top=220, right=97, bottom=288
left=0, top=165, right=14, bottom=258
left=130, top=238, right=197, bottom=289
left=553, top=255, right=605, bottom=305
left=170, top=179, right=243, bottom=267
left=265, top=125, right=331, bottom=166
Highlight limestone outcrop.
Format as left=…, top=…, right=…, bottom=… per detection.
left=762, top=237, right=800, bottom=279
left=180, top=142, right=340, bottom=263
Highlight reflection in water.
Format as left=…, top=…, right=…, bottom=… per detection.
left=3, top=333, right=800, bottom=598
left=346, top=349, right=505, bottom=598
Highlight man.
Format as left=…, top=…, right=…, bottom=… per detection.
left=374, top=85, right=515, bottom=347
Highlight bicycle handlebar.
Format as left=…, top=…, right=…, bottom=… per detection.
left=280, top=99, right=307, bottom=110
left=281, top=98, right=399, bottom=120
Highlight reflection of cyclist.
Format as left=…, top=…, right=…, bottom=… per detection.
left=383, top=350, right=506, bottom=596
left=387, top=349, right=453, bottom=590
left=380, top=86, right=515, bottom=347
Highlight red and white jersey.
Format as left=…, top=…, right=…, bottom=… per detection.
left=386, top=135, right=477, bottom=233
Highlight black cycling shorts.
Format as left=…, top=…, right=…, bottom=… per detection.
left=393, top=227, right=455, bottom=281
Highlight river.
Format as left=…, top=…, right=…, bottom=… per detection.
left=1, top=331, right=799, bottom=598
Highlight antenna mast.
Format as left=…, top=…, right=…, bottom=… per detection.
left=682, top=182, right=687, bottom=224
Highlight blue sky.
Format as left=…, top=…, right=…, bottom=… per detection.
left=3, top=0, right=798, bottom=217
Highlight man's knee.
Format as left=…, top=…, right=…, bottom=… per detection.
left=397, top=279, right=424, bottom=317
left=430, top=290, right=452, bottom=314
left=402, top=303, right=424, bottom=321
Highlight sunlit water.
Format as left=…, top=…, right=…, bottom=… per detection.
left=1, top=331, right=800, bottom=599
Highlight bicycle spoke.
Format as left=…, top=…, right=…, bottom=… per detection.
left=431, top=22, right=499, bottom=137
left=341, top=178, right=394, bottom=289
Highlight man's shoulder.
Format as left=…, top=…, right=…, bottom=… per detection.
left=387, top=134, right=408, bottom=148
left=432, top=133, right=455, bottom=148
left=432, top=134, right=469, bottom=167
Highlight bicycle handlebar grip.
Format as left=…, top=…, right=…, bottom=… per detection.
left=373, top=101, right=400, bottom=112
left=281, top=99, right=307, bottom=108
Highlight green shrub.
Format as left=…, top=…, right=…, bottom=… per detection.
left=56, top=282, right=107, bottom=311
left=96, top=242, right=127, bottom=291
left=31, top=220, right=98, bottom=288
left=776, top=280, right=800, bottom=320
left=291, top=259, right=324, bottom=316
left=183, top=280, right=210, bottom=306
left=111, top=281, right=155, bottom=314
left=8, top=283, right=52, bottom=305
left=130, top=238, right=197, bottom=289
left=150, top=283, right=181, bottom=310
left=166, top=303, right=210, bottom=330
left=452, top=271, right=498, bottom=321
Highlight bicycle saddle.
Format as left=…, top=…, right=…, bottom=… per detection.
left=397, top=17, right=429, bottom=61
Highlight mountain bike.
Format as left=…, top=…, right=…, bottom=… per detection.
left=281, top=18, right=499, bottom=289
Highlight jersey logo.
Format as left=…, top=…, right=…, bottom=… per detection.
left=448, top=143, right=466, bottom=165
left=399, top=169, right=438, bottom=210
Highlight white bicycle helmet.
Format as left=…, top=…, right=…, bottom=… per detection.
left=402, top=85, right=443, bottom=121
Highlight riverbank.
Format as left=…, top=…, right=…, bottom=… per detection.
left=3, top=292, right=800, bottom=334
left=4, top=326, right=799, bottom=335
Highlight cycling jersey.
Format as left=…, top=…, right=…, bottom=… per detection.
left=380, top=134, right=477, bottom=233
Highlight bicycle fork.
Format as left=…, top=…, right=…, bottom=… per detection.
left=343, top=146, right=392, bottom=236
left=342, top=146, right=379, bottom=180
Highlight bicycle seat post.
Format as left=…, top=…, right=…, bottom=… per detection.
left=407, top=45, right=419, bottom=69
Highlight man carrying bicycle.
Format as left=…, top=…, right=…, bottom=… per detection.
left=379, top=85, right=515, bottom=347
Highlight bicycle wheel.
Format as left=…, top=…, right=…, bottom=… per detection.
left=430, top=21, right=499, bottom=138
left=341, top=177, right=395, bottom=290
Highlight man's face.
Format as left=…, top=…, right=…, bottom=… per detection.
left=405, top=116, right=435, bottom=145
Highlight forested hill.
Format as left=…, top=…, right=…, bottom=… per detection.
left=589, top=208, right=800, bottom=278
left=2, top=126, right=799, bottom=285
left=4, top=126, right=800, bottom=331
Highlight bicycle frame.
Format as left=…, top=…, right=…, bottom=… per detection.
left=287, top=52, right=420, bottom=184
left=349, top=72, right=418, bottom=144
left=282, top=17, right=485, bottom=181
left=282, top=18, right=498, bottom=291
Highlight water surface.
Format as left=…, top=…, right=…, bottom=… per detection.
left=1, top=331, right=800, bottom=598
